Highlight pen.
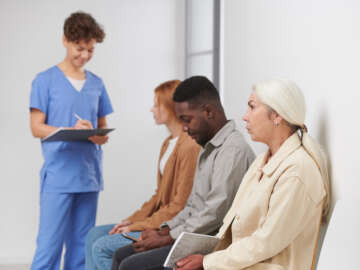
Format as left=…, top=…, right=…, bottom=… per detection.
left=74, top=113, right=83, bottom=121
left=74, top=114, right=94, bottom=130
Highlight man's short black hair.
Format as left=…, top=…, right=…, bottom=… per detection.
left=173, top=76, right=220, bottom=106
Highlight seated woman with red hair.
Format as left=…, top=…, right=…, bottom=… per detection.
left=85, top=80, right=200, bottom=270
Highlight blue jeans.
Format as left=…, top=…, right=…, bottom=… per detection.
left=85, top=224, right=141, bottom=270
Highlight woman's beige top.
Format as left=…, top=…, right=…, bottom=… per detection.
left=204, top=133, right=326, bottom=270
left=126, top=132, right=200, bottom=231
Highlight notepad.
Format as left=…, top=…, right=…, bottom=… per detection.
left=163, top=232, right=220, bottom=268
left=42, top=128, right=115, bottom=142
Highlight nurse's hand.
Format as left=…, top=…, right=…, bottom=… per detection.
left=75, top=119, right=93, bottom=129
left=89, top=135, right=109, bottom=145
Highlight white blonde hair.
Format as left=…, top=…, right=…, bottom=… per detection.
left=253, top=79, right=331, bottom=221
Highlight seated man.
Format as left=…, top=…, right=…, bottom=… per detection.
left=111, top=76, right=256, bottom=270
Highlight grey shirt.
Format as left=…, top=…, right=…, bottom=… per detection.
left=166, top=120, right=255, bottom=239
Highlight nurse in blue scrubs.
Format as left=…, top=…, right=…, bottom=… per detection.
left=29, top=12, right=113, bottom=270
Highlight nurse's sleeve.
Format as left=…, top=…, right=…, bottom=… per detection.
left=203, top=175, right=323, bottom=270
left=98, top=82, right=113, bottom=117
left=30, top=74, right=49, bottom=115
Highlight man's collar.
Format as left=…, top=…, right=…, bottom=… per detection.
left=205, top=120, right=236, bottom=149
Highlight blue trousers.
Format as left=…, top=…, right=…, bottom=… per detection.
left=85, top=224, right=141, bottom=270
left=31, top=192, right=99, bottom=270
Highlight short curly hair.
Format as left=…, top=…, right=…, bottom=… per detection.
left=63, top=11, right=105, bottom=43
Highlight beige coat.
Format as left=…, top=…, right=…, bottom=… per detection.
left=126, top=132, right=200, bottom=231
left=204, top=133, right=326, bottom=270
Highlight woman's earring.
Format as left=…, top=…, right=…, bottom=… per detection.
left=274, top=121, right=279, bottom=127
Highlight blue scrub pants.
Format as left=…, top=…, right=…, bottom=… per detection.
left=85, top=224, right=141, bottom=270
left=31, top=192, right=99, bottom=270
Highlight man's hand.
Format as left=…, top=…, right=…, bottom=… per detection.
left=133, top=233, right=174, bottom=253
left=158, top=225, right=170, bottom=236
left=89, top=135, right=109, bottom=145
left=109, top=220, right=132, bottom=235
left=176, top=254, right=204, bottom=270
left=139, top=226, right=169, bottom=240
left=140, top=229, right=160, bottom=240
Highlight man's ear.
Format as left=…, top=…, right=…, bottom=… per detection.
left=203, top=104, right=215, bottom=119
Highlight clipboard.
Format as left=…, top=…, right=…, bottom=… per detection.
left=42, top=128, right=115, bottom=142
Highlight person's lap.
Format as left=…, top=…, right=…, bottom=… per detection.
left=112, top=244, right=172, bottom=270
left=86, top=224, right=115, bottom=270
left=86, top=224, right=140, bottom=270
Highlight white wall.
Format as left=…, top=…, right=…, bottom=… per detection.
left=0, top=0, right=185, bottom=264
left=222, top=0, right=360, bottom=266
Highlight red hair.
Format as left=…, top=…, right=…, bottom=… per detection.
left=154, top=80, right=181, bottom=123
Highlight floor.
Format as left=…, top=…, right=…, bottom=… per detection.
left=0, top=266, right=29, bottom=270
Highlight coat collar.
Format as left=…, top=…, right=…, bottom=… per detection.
left=261, top=132, right=302, bottom=176
left=160, top=131, right=188, bottom=159
left=164, top=130, right=188, bottom=146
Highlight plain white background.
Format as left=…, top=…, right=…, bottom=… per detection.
left=0, top=0, right=185, bottom=263
left=1, top=0, right=360, bottom=267
left=222, top=0, right=360, bottom=267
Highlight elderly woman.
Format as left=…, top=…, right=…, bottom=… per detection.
left=176, top=79, right=330, bottom=270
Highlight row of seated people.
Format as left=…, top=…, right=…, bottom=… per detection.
left=86, top=76, right=330, bottom=270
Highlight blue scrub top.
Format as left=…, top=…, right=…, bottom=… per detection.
left=30, top=66, right=113, bottom=193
